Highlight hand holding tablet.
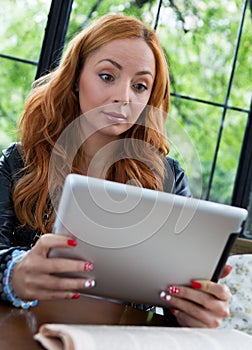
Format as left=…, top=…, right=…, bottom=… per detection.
left=50, top=174, right=247, bottom=307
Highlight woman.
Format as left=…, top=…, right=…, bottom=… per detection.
left=0, top=14, right=231, bottom=327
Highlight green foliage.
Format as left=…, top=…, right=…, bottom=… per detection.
left=0, top=0, right=51, bottom=151
left=0, top=0, right=251, bottom=205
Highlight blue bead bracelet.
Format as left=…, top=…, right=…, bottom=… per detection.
left=2, top=249, right=38, bottom=309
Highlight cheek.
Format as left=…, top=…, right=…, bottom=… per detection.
left=79, top=89, right=109, bottom=115
left=129, top=103, right=147, bottom=124
left=78, top=76, right=102, bottom=114
left=131, top=92, right=152, bottom=118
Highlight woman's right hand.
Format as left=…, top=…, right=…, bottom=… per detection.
left=11, top=234, right=95, bottom=301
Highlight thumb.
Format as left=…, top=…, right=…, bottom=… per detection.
left=220, top=264, right=233, bottom=279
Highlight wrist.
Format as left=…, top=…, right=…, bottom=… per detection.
left=1, top=249, right=38, bottom=309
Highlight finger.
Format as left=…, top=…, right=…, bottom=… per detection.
left=26, top=275, right=95, bottom=298
left=160, top=285, right=230, bottom=319
left=31, top=235, right=95, bottom=271
left=160, top=292, right=226, bottom=328
left=18, top=273, right=96, bottom=300
left=40, top=275, right=96, bottom=292
left=220, top=264, right=233, bottom=279
left=191, top=280, right=232, bottom=301
left=32, top=234, right=78, bottom=257
left=173, top=310, right=220, bottom=328
left=19, top=247, right=93, bottom=275
left=23, top=289, right=80, bottom=301
left=41, top=257, right=94, bottom=274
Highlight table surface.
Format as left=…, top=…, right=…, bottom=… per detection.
left=0, top=295, right=166, bottom=350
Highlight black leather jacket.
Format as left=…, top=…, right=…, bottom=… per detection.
left=0, top=142, right=191, bottom=323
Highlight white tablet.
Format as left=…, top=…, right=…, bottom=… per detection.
left=50, top=174, right=247, bottom=307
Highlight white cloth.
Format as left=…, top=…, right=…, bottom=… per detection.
left=34, top=324, right=252, bottom=350
left=220, top=254, right=252, bottom=335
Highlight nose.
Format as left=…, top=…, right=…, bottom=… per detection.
left=113, top=82, right=130, bottom=104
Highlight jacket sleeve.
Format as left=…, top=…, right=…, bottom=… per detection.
left=164, top=157, right=192, bottom=197
left=0, top=144, right=32, bottom=299
left=0, top=144, right=33, bottom=258
left=0, top=144, right=19, bottom=250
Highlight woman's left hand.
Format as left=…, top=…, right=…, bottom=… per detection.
left=160, top=265, right=232, bottom=328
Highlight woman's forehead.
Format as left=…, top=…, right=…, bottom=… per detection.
left=85, top=38, right=156, bottom=74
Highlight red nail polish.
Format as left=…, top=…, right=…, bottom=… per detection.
left=71, top=293, right=80, bottom=299
left=167, top=286, right=180, bottom=295
left=84, top=262, right=94, bottom=272
left=67, top=239, right=77, bottom=247
left=170, top=308, right=177, bottom=315
left=226, top=265, right=233, bottom=272
left=191, top=281, right=202, bottom=289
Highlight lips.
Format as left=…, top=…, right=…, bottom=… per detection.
left=102, top=111, right=127, bottom=122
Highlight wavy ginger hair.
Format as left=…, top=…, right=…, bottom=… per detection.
left=14, top=14, right=170, bottom=233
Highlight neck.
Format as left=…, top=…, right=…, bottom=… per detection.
left=79, top=133, right=119, bottom=178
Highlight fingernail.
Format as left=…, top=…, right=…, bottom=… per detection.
left=226, top=265, right=233, bottom=272
left=84, top=262, right=94, bottom=272
left=167, top=286, right=180, bottom=295
left=67, top=239, right=77, bottom=247
left=160, top=291, right=171, bottom=301
left=84, top=279, right=95, bottom=288
left=170, top=308, right=177, bottom=315
left=191, top=281, right=202, bottom=289
left=71, top=293, right=80, bottom=299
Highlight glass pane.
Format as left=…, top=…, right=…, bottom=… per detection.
left=68, top=0, right=156, bottom=40
left=210, top=109, right=247, bottom=204
left=0, top=0, right=51, bottom=150
left=0, top=0, right=51, bottom=61
left=167, top=101, right=247, bottom=203
left=229, top=6, right=252, bottom=111
left=168, top=99, right=222, bottom=200
left=0, top=60, right=37, bottom=150
left=156, top=0, right=250, bottom=107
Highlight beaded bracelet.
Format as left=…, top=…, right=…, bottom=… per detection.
left=1, top=249, right=38, bottom=309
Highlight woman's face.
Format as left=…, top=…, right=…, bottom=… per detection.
left=77, top=38, right=156, bottom=138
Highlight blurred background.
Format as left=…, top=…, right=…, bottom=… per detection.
left=0, top=0, right=251, bottom=238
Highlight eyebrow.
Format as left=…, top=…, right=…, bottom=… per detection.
left=97, top=59, right=154, bottom=78
left=97, top=59, right=122, bottom=70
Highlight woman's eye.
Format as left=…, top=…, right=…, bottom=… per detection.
left=133, top=83, right=148, bottom=92
left=99, top=73, right=114, bottom=82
